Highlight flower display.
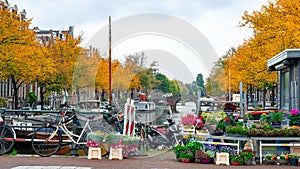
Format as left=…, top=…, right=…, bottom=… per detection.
left=240, top=149, right=256, bottom=161
left=181, top=114, right=196, bottom=126
left=291, top=109, right=299, bottom=116
left=288, top=109, right=300, bottom=126
left=218, top=145, right=236, bottom=155
left=179, top=149, right=194, bottom=161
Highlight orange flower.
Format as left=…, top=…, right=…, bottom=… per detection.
left=285, top=154, right=289, bottom=160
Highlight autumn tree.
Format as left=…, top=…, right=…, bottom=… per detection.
left=72, top=47, right=100, bottom=102
left=224, top=0, right=300, bottom=105
left=95, top=57, right=119, bottom=101
left=0, top=7, right=43, bottom=108
left=206, top=47, right=235, bottom=97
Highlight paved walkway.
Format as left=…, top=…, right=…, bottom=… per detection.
left=2, top=150, right=300, bottom=169
left=12, top=167, right=91, bottom=169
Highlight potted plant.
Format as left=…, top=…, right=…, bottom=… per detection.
left=203, top=144, right=217, bottom=161
left=288, top=154, right=299, bottom=166
left=218, top=145, right=236, bottom=155
left=270, top=111, right=283, bottom=127
left=173, top=144, right=186, bottom=161
left=105, top=133, right=123, bottom=148
left=186, top=141, right=203, bottom=154
left=240, top=149, right=255, bottom=165
left=181, top=114, right=196, bottom=127
left=230, top=154, right=244, bottom=165
left=87, top=132, right=106, bottom=144
left=179, top=150, right=194, bottom=163
left=195, top=150, right=211, bottom=163
left=288, top=109, right=300, bottom=126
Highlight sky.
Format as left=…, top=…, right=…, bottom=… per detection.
left=8, top=0, right=269, bottom=83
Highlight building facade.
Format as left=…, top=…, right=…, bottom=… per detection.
left=267, top=49, right=300, bottom=111
left=0, top=0, right=74, bottom=109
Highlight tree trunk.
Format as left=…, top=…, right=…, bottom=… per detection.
left=101, top=89, right=105, bottom=101
left=13, top=84, right=18, bottom=109
left=262, top=88, right=266, bottom=108
left=271, top=85, right=275, bottom=106
left=40, top=87, right=45, bottom=110
left=11, top=76, right=22, bottom=109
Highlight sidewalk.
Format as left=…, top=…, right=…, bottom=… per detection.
left=1, top=150, right=300, bottom=169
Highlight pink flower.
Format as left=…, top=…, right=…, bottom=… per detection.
left=291, top=109, right=299, bottom=116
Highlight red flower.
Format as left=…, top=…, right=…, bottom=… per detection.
left=87, top=141, right=100, bottom=148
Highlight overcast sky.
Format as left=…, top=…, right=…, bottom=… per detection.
left=8, top=0, right=268, bottom=83
left=9, top=0, right=268, bottom=57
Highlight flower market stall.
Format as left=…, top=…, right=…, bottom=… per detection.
left=174, top=108, right=300, bottom=166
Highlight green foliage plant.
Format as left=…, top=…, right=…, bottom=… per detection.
left=230, top=154, right=244, bottom=164
left=179, top=149, right=194, bottom=160
left=270, top=111, right=283, bottom=123
left=240, top=149, right=255, bottom=161
left=186, top=141, right=203, bottom=153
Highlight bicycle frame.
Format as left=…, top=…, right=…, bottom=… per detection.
left=48, top=116, right=92, bottom=146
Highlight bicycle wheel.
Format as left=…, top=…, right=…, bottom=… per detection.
left=0, top=124, right=15, bottom=156
left=31, top=127, right=62, bottom=157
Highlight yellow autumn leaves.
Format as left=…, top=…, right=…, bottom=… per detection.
left=211, top=0, right=300, bottom=94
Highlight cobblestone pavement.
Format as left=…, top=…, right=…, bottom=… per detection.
left=1, top=150, right=299, bottom=169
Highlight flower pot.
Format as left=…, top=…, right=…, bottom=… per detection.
left=244, top=159, right=252, bottom=165
left=195, top=158, right=201, bottom=163
left=289, top=158, right=298, bottom=166
left=231, top=161, right=240, bottom=165
left=200, top=158, right=211, bottom=163
left=181, top=158, right=190, bottom=163
left=272, top=122, right=281, bottom=128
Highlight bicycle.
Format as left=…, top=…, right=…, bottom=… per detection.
left=31, top=109, right=113, bottom=157
left=0, top=116, right=16, bottom=156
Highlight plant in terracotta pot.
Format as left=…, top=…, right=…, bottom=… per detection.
left=179, top=149, right=194, bottom=163
left=230, top=153, right=244, bottom=165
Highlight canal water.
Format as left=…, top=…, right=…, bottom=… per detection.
left=135, top=102, right=197, bottom=125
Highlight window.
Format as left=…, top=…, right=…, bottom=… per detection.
left=282, top=71, right=290, bottom=110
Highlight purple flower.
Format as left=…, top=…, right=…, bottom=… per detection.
left=291, top=109, right=299, bottom=116
left=218, top=145, right=236, bottom=155
left=204, top=144, right=217, bottom=152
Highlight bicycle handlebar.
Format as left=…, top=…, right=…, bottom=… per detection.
left=61, top=109, right=77, bottom=124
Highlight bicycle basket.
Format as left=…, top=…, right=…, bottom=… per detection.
left=77, top=113, right=114, bottom=134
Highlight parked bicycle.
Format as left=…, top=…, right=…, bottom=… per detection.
left=0, top=116, right=16, bottom=156
left=31, top=109, right=112, bottom=157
